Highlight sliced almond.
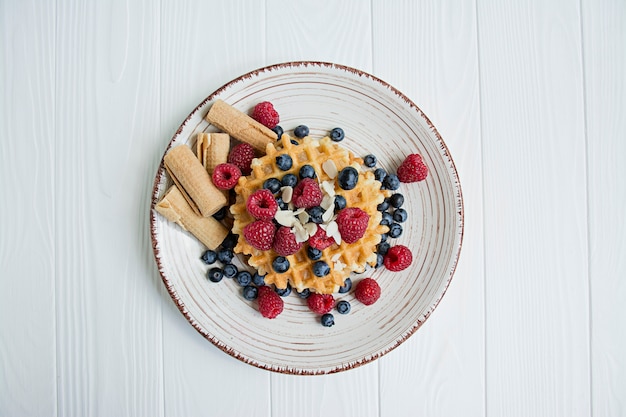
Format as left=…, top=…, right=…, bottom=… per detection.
left=322, top=160, right=338, bottom=179
left=281, top=186, right=293, bottom=204
left=275, top=210, right=297, bottom=227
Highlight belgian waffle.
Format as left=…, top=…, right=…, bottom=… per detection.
left=231, top=134, right=389, bottom=294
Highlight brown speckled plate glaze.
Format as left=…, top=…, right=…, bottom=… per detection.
left=150, top=62, right=463, bottom=375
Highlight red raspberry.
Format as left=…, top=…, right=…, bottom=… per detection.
left=308, top=226, right=335, bottom=250
left=336, top=207, right=369, bottom=244
left=397, top=154, right=428, bottom=183
left=307, top=293, right=335, bottom=314
left=211, top=163, right=241, bottom=190
left=292, top=178, right=323, bottom=208
left=251, top=101, right=280, bottom=129
left=273, top=226, right=303, bottom=256
left=354, top=278, right=381, bottom=305
left=228, top=143, right=256, bottom=175
left=243, top=220, right=276, bottom=251
left=257, top=286, right=284, bottom=319
left=246, top=189, right=278, bottom=220
left=383, top=244, right=413, bottom=271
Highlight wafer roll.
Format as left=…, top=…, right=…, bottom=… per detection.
left=163, top=145, right=227, bottom=217
left=197, top=132, right=230, bottom=174
left=156, top=186, right=229, bottom=250
left=205, top=99, right=277, bottom=152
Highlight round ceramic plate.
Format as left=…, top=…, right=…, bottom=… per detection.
left=150, top=62, right=463, bottom=375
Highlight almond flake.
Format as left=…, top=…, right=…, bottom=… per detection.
left=304, top=222, right=318, bottom=237
left=321, top=180, right=336, bottom=197
left=322, top=160, right=338, bottom=179
left=298, top=211, right=310, bottom=224
left=275, top=210, right=297, bottom=227
left=321, top=195, right=334, bottom=211
left=292, top=222, right=309, bottom=243
left=281, top=186, right=293, bottom=203
left=322, top=205, right=335, bottom=223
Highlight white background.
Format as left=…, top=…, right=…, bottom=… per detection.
left=1, top=0, right=624, bottom=416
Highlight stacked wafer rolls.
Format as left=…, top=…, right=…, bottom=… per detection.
left=197, top=132, right=230, bottom=174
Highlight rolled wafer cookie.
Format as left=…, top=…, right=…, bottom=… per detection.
left=155, top=185, right=229, bottom=250
left=163, top=145, right=227, bottom=217
left=205, top=99, right=277, bottom=152
left=196, top=132, right=230, bottom=174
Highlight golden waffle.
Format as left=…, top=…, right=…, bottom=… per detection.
left=231, top=134, right=389, bottom=294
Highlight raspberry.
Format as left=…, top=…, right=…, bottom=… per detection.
left=336, top=207, right=369, bottom=244
left=211, top=163, right=241, bottom=190
left=243, top=220, right=276, bottom=251
left=291, top=178, right=323, bottom=208
left=307, top=293, right=335, bottom=314
left=308, top=226, right=335, bottom=250
left=246, top=189, right=279, bottom=220
left=383, top=244, right=413, bottom=271
left=257, top=286, right=284, bottom=319
left=354, top=278, right=381, bottom=306
left=228, top=143, right=256, bottom=175
left=273, top=226, right=303, bottom=256
left=397, top=154, right=428, bottom=183
left=251, top=101, right=280, bottom=129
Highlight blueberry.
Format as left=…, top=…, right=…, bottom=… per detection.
left=272, top=125, right=284, bottom=139
left=364, top=154, right=377, bottom=167
left=263, top=177, right=282, bottom=194
left=334, top=195, right=347, bottom=212
left=330, top=127, right=344, bottom=142
left=307, top=206, right=324, bottom=224
left=275, top=197, right=288, bottom=210
left=338, top=167, right=359, bottom=190
left=336, top=300, right=351, bottom=315
left=221, top=233, right=238, bottom=249
left=212, top=206, right=228, bottom=221
left=294, top=125, right=309, bottom=138
left=200, top=250, right=217, bottom=265
left=307, top=246, right=322, bottom=261
left=207, top=267, right=224, bottom=283
left=297, top=288, right=311, bottom=299
left=338, top=278, right=352, bottom=293
left=321, top=313, right=335, bottom=327
left=276, top=154, right=293, bottom=171
left=281, top=173, right=298, bottom=187
left=380, top=212, right=393, bottom=226
left=375, top=253, right=384, bottom=268
left=217, top=248, right=235, bottom=263
left=377, top=200, right=390, bottom=212
left=290, top=139, right=300, bottom=146
left=374, top=168, right=387, bottom=182
left=313, top=261, right=330, bottom=277
left=236, top=271, right=252, bottom=286
left=223, top=263, right=238, bottom=278
left=377, top=242, right=390, bottom=255
left=275, top=284, right=292, bottom=297
left=252, top=271, right=266, bottom=286
left=272, top=256, right=290, bottom=273
left=383, top=174, right=400, bottom=190
left=393, top=208, right=407, bottom=223
left=242, top=285, right=258, bottom=300
left=299, top=164, right=316, bottom=179
left=380, top=233, right=388, bottom=243
left=388, top=223, right=403, bottom=238
left=389, top=193, right=405, bottom=208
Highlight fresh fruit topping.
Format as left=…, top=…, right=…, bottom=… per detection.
left=307, top=246, right=323, bottom=260
left=337, top=166, right=359, bottom=190
left=207, top=267, right=224, bottom=283
left=243, top=220, right=276, bottom=251
left=321, top=313, right=335, bottom=327
left=236, top=271, right=252, bottom=286
left=375, top=253, right=384, bottom=268
left=297, top=288, right=311, bottom=299
left=242, top=285, right=258, bottom=300
left=308, top=226, right=335, bottom=250
left=281, top=173, right=298, bottom=187
left=292, top=178, right=323, bottom=208
left=263, top=177, right=282, bottom=194
left=389, top=193, right=405, bottom=208
left=377, top=242, right=390, bottom=256
left=336, top=300, right=351, bottom=314
left=338, top=277, right=352, bottom=293
left=200, top=250, right=217, bottom=265
left=364, top=154, right=377, bottom=167
left=252, top=271, right=266, bottom=286
left=272, top=256, right=290, bottom=273
left=388, top=223, right=403, bottom=238
left=377, top=199, right=390, bottom=212
left=307, top=293, right=335, bottom=314
left=221, top=232, right=238, bottom=249
left=212, top=206, right=228, bottom=220
left=380, top=211, right=393, bottom=226
left=276, top=154, right=293, bottom=171
left=306, top=206, right=324, bottom=224
left=212, top=163, right=241, bottom=190
left=393, top=208, right=408, bottom=223
left=374, top=168, right=387, bottom=182
left=313, top=260, right=330, bottom=277
left=273, top=226, right=303, bottom=256
left=272, top=125, right=284, bottom=139
left=228, top=143, right=256, bottom=175
left=383, top=244, right=413, bottom=271
left=294, top=125, right=309, bottom=138
left=275, top=284, right=292, bottom=297
left=257, top=286, right=284, bottom=319
left=252, top=101, right=280, bottom=129
left=333, top=195, right=347, bottom=212
left=217, top=248, right=235, bottom=263
left=330, top=127, right=345, bottom=142
left=299, top=164, right=316, bottom=179
left=397, top=153, right=428, bottom=183
left=246, top=189, right=279, bottom=220
left=354, top=278, right=381, bottom=305
left=383, top=174, right=400, bottom=190
left=336, top=207, right=369, bottom=244
left=223, top=263, right=238, bottom=278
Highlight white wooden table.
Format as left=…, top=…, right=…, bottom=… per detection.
left=1, top=1, right=624, bottom=416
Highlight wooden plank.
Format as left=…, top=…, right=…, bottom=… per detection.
left=0, top=1, right=57, bottom=415
left=371, top=1, right=485, bottom=416
left=54, top=1, right=163, bottom=415
left=581, top=1, right=626, bottom=415
left=158, top=2, right=271, bottom=416
left=477, top=1, right=590, bottom=415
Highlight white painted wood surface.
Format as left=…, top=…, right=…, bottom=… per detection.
left=1, top=0, right=624, bottom=416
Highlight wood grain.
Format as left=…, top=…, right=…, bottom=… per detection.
left=582, top=0, right=626, bottom=415
left=0, top=1, right=57, bottom=415
left=477, top=0, right=590, bottom=415
left=372, top=1, right=485, bottom=416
